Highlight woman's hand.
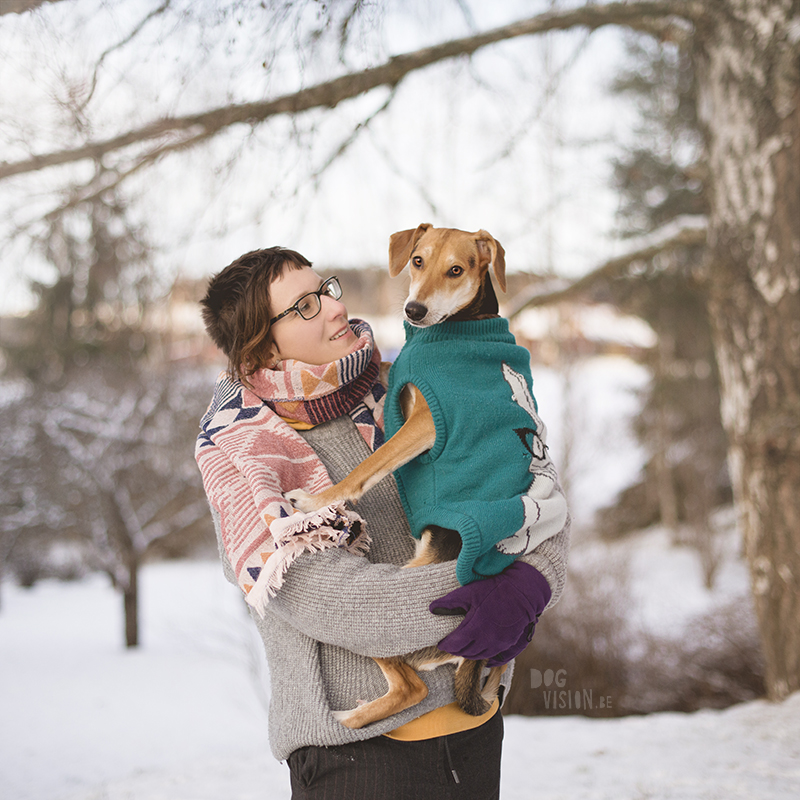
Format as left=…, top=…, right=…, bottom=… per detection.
left=429, top=561, right=552, bottom=667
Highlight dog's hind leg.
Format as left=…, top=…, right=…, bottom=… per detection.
left=332, top=657, right=429, bottom=730
left=453, top=659, right=497, bottom=717
left=405, top=525, right=462, bottom=568
left=480, top=665, right=503, bottom=707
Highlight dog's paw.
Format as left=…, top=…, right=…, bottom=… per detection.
left=285, top=488, right=320, bottom=512
left=331, top=707, right=363, bottom=728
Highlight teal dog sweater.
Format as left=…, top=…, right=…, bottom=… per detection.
left=386, top=318, right=546, bottom=585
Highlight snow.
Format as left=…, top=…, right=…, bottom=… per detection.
left=629, top=530, right=749, bottom=637
left=530, top=355, right=651, bottom=530
left=2, top=557, right=799, bottom=800
left=0, top=562, right=272, bottom=800
left=575, top=507, right=751, bottom=639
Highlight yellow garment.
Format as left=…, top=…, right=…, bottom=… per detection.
left=281, top=417, right=316, bottom=430
left=383, top=698, right=499, bottom=741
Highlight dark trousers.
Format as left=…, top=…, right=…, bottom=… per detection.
left=287, top=709, right=504, bottom=800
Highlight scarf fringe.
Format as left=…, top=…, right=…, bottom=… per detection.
left=247, top=502, right=371, bottom=616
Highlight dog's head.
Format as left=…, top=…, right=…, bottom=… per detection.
left=388, top=224, right=506, bottom=327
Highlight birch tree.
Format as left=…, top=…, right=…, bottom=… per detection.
left=3, top=0, right=798, bottom=698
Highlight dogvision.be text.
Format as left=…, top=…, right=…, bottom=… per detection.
left=530, top=669, right=613, bottom=711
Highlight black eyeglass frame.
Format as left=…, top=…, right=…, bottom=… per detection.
left=269, top=276, right=342, bottom=326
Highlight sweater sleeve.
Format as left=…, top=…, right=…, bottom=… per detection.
left=267, top=548, right=464, bottom=657
left=263, top=476, right=571, bottom=654
left=274, top=501, right=571, bottom=653
left=517, top=508, right=570, bottom=610
left=204, top=456, right=568, bottom=657
left=267, top=504, right=570, bottom=655
left=204, top=488, right=464, bottom=657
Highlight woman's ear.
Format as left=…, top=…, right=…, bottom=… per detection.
left=388, top=223, right=432, bottom=276
left=243, top=336, right=280, bottom=373
left=264, top=341, right=281, bottom=368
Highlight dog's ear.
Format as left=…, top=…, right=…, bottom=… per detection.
left=476, top=231, right=507, bottom=292
left=389, top=223, right=432, bottom=276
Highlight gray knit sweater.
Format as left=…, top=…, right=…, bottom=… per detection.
left=212, top=414, right=570, bottom=761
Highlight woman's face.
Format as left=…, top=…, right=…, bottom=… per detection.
left=268, top=265, right=358, bottom=366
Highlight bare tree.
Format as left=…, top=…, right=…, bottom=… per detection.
left=0, top=159, right=211, bottom=646
left=0, top=365, right=212, bottom=646
left=3, top=0, right=799, bottom=698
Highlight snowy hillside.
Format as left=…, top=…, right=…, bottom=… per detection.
left=2, top=556, right=798, bottom=800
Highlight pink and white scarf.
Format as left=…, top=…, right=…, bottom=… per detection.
left=196, top=319, right=385, bottom=613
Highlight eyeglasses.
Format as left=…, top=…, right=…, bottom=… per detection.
left=269, top=276, right=343, bottom=326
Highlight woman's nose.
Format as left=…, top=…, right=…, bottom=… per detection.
left=323, top=295, right=348, bottom=318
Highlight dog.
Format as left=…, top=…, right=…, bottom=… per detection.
left=288, top=224, right=555, bottom=729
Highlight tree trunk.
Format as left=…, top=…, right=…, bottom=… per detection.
left=654, top=332, right=680, bottom=539
left=694, top=0, right=800, bottom=700
left=124, top=560, right=139, bottom=648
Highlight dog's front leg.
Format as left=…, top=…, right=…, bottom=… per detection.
left=286, top=385, right=435, bottom=512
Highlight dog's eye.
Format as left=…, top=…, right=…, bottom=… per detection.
left=412, top=256, right=423, bottom=268
left=448, top=265, right=464, bottom=277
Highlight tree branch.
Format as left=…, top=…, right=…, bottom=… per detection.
left=140, top=498, right=210, bottom=547
left=79, top=0, right=173, bottom=112
left=0, top=1, right=700, bottom=183
left=505, top=217, right=708, bottom=317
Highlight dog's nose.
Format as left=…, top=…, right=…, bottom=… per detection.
left=405, top=301, right=428, bottom=323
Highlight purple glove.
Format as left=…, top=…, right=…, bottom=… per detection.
left=430, top=561, right=551, bottom=667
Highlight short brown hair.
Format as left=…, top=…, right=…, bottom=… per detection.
left=200, top=247, right=312, bottom=382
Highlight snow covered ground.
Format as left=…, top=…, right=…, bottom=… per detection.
left=527, top=354, right=651, bottom=532
left=2, top=555, right=799, bottom=800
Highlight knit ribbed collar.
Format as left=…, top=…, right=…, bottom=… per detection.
left=402, top=316, right=512, bottom=345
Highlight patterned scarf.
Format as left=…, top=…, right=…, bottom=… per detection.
left=247, top=318, right=386, bottom=450
left=196, top=319, right=385, bottom=614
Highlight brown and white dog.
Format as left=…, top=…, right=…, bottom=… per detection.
left=288, top=224, right=508, bottom=729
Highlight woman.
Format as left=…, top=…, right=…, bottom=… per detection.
left=196, top=246, right=570, bottom=799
